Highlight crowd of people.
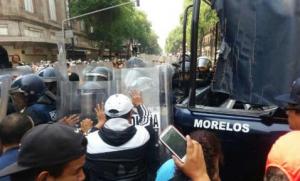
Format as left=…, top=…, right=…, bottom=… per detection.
left=1, top=44, right=300, bottom=181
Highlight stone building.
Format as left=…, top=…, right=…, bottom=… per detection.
left=201, top=28, right=217, bottom=62
left=0, top=0, right=97, bottom=63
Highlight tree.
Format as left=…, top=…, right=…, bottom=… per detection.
left=70, top=0, right=161, bottom=56
left=165, top=0, right=218, bottom=54
left=165, top=26, right=182, bottom=54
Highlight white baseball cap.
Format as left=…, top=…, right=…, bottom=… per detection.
left=105, top=94, right=134, bottom=117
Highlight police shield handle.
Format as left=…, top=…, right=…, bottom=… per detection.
left=94, top=103, right=106, bottom=129
left=173, top=135, right=210, bottom=181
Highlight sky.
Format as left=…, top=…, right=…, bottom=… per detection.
left=138, top=0, right=184, bottom=51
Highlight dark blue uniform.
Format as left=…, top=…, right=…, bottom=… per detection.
left=24, top=93, right=57, bottom=126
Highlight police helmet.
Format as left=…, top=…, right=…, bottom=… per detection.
left=10, top=74, right=46, bottom=103
left=37, top=67, right=57, bottom=83
left=180, top=61, right=190, bottom=72
left=126, top=57, right=146, bottom=68
left=182, top=54, right=191, bottom=62
left=85, top=66, right=113, bottom=81
left=197, top=56, right=212, bottom=70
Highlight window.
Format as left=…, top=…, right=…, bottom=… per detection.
left=0, top=25, right=8, bottom=35
left=48, top=0, right=57, bottom=21
left=24, top=0, right=34, bottom=13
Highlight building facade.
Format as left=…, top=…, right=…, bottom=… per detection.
left=201, top=28, right=217, bottom=62
left=0, top=0, right=97, bottom=63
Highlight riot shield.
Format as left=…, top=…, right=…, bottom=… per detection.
left=0, top=75, right=11, bottom=121
left=0, top=66, right=33, bottom=79
left=112, top=66, right=173, bottom=178
left=58, top=65, right=173, bottom=132
left=67, top=63, right=94, bottom=82
left=65, top=63, right=113, bottom=82
left=57, top=65, right=116, bottom=122
left=156, top=64, right=175, bottom=130
left=114, top=66, right=173, bottom=133
left=0, top=67, right=33, bottom=119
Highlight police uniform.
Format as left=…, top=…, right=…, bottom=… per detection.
left=24, top=92, right=57, bottom=125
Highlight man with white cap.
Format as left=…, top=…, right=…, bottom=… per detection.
left=84, top=91, right=156, bottom=181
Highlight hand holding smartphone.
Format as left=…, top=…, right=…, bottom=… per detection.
left=159, top=125, right=187, bottom=162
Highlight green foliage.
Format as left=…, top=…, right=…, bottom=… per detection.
left=165, top=0, right=218, bottom=54
left=165, top=26, right=183, bottom=54
left=70, top=0, right=161, bottom=55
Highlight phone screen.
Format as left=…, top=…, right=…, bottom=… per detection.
left=161, top=127, right=186, bottom=159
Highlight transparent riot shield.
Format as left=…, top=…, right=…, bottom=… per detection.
left=57, top=80, right=116, bottom=121
left=68, top=63, right=94, bottom=82
left=56, top=64, right=116, bottom=122
left=113, top=66, right=172, bottom=134
left=156, top=64, right=175, bottom=131
left=0, top=67, right=33, bottom=120
left=112, top=66, right=173, bottom=177
left=0, top=66, right=33, bottom=79
left=79, top=81, right=114, bottom=120
left=63, top=63, right=113, bottom=83
left=0, top=75, right=11, bottom=121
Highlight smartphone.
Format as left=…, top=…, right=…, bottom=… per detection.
left=159, top=125, right=187, bottom=162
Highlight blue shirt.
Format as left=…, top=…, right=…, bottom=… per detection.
left=155, top=159, right=176, bottom=181
left=0, top=147, right=19, bottom=181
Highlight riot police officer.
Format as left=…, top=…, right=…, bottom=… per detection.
left=172, top=55, right=190, bottom=91
left=58, top=66, right=113, bottom=125
left=9, top=74, right=57, bottom=125
left=196, top=56, right=213, bottom=87
left=172, top=60, right=191, bottom=102
left=78, top=81, right=109, bottom=122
